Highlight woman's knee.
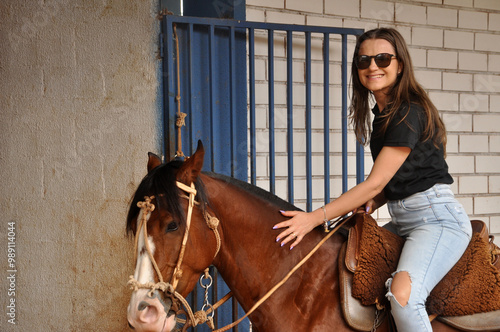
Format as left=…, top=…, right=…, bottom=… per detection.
left=387, top=271, right=412, bottom=307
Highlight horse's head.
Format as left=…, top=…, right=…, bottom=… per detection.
left=126, top=141, right=220, bottom=332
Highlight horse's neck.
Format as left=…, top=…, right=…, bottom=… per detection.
left=202, top=175, right=329, bottom=311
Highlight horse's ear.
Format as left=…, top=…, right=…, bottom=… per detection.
left=177, top=141, right=205, bottom=184
left=147, top=152, right=162, bottom=173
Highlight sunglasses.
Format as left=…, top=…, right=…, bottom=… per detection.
left=355, top=53, right=396, bottom=69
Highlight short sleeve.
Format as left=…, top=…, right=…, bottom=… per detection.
left=383, top=104, right=423, bottom=150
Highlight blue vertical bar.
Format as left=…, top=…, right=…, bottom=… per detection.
left=230, top=26, right=237, bottom=177
left=286, top=30, right=294, bottom=204
left=323, top=33, right=330, bottom=205
left=356, top=142, right=365, bottom=184
left=341, top=34, right=348, bottom=193
left=209, top=24, right=216, bottom=171
left=249, top=28, right=257, bottom=186
left=268, top=29, right=275, bottom=195
left=305, top=32, right=312, bottom=212
left=188, top=23, right=194, bottom=156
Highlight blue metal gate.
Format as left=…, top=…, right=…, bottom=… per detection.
left=161, top=14, right=364, bottom=331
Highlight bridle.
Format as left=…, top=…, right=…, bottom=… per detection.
left=128, top=181, right=222, bottom=330
left=128, top=179, right=354, bottom=332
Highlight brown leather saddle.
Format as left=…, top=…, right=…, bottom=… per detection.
left=339, top=212, right=500, bottom=332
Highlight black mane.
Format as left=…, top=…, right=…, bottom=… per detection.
left=127, top=159, right=300, bottom=234
left=205, top=172, right=299, bottom=212
left=126, top=159, right=207, bottom=235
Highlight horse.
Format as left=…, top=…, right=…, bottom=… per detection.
left=126, top=141, right=464, bottom=332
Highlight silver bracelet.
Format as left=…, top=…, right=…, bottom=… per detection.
left=322, top=206, right=330, bottom=233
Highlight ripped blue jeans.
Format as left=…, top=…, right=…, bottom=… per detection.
left=385, top=184, right=472, bottom=332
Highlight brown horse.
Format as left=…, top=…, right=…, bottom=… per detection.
left=126, top=141, right=461, bottom=332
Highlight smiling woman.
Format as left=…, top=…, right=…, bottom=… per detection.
left=349, top=28, right=471, bottom=332
left=275, top=28, right=472, bottom=332
left=355, top=40, right=401, bottom=110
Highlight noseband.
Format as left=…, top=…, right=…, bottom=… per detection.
left=128, top=181, right=221, bottom=330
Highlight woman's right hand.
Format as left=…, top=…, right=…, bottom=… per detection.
left=364, top=198, right=377, bottom=214
left=362, top=191, right=387, bottom=214
left=273, top=210, right=322, bottom=250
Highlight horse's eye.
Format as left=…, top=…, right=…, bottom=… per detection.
left=166, top=221, right=179, bottom=233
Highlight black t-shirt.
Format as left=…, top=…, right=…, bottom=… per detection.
left=370, top=102, right=453, bottom=200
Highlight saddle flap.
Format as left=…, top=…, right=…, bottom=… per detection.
left=438, top=310, right=500, bottom=332
left=471, top=219, right=488, bottom=242
left=345, top=211, right=367, bottom=273
left=339, top=242, right=386, bottom=332
left=345, top=226, right=359, bottom=273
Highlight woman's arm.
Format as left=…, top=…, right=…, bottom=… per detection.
left=274, top=145, right=410, bottom=249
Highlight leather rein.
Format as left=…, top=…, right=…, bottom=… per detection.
left=128, top=180, right=353, bottom=332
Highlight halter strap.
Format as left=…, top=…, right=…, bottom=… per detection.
left=128, top=181, right=222, bottom=329
left=135, top=197, right=163, bottom=282
left=170, top=182, right=197, bottom=289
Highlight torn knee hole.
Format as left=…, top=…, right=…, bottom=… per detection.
left=390, top=271, right=412, bottom=307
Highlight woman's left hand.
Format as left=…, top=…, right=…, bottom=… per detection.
left=273, top=210, right=321, bottom=250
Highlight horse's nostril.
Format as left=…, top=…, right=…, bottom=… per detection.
left=138, top=301, right=150, bottom=311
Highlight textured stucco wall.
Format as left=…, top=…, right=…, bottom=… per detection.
left=0, top=0, right=160, bottom=330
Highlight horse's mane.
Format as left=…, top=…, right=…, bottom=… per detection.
left=127, top=158, right=300, bottom=234
left=126, top=159, right=203, bottom=235
left=204, top=172, right=300, bottom=212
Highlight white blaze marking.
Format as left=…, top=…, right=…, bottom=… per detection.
left=128, top=209, right=175, bottom=332
left=134, top=209, right=156, bottom=284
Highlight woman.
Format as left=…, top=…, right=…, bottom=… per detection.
left=274, top=28, right=472, bottom=331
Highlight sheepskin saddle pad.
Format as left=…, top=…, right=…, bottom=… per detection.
left=345, top=212, right=500, bottom=317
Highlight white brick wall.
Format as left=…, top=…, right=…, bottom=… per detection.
left=459, top=135, right=489, bottom=153
left=444, top=30, right=474, bottom=50
left=476, top=33, right=500, bottom=52
left=459, top=52, right=488, bottom=71
left=396, top=3, right=427, bottom=25
left=428, top=50, right=458, bottom=70
left=490, top=13, right=500, bottom=31
left=324, top=0, right=360, bottom=18
left=286, top=0, right=323, bottom=13
left=428, top=7, right=457, bottom=27
left=447, top=0, right=473, bottom=8
left=413, top=27, right=443, bottom=47
left=475, top=0, right=500, bottom=11
left=443, top=72, right=473, bottom=91
left=459, top=175, right=488, bottom=194
left=247, top=0, right=500, bottom=243
left=459, top=10, right=488, bottom=30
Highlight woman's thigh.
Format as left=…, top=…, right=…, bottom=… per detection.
left=388, top=184, right=472, bottom=298
left=395, top=223, right=470, bottom=298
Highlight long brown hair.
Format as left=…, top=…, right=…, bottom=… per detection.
left=349, top=28, right=447, bottom=154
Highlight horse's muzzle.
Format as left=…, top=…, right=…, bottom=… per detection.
left=127, top=289, right=176, bottom=332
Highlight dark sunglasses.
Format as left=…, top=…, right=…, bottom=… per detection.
left=355, top=53, right=396, bottom=69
